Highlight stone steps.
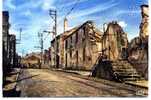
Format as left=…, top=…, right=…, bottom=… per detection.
left=123, top=77, right=141, bottom=81
left=111, top=60, right=142, bottom=81
left=113, top=69, right=138, bottom=73
left=115, top=71, right=140, bottom=76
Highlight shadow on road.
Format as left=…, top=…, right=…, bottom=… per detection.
left=3, top=74, right=40, bottom=97
left=17, top=74, right=40, bottom=82
left=3, top=88, right=21, bottom=97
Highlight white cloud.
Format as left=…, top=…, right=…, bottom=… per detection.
left=114, top=10, right=140, bottom=17
left=5, top=0, right=16, bottom=9
left=16, top=0, right=42, bottom=10
left=42, top=0, right=56, bottom=10
left=68, top=0, right=118, bottom=19
left=59, top=0, right=90, bottom=8
left=118, top=21, right=127, bottom=28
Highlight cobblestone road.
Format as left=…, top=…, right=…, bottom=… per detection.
left=17, top=69, right=148, bottom=97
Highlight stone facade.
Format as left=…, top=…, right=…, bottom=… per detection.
left=3, top=11, right=10, bottom=72
left=51, top=35, right=61, bottom=68
left=128, top=5, right=149, bottom=80
left=3, top=11, right=19, bottom=84
left=63, top=21, right=102, bottom=70
left=102, top=21, right=128, bottom=61
left=50, top=21, right=128, bottom=71
left=9, top=34, right=16, bottom=68
left=3, top=11, right=18, bottom=69
left=50, top=26, right=79, bottom=68
left=139, top=5, right=149, bottom=39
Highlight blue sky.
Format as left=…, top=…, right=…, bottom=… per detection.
left=3, top=0, right=148, bottom=55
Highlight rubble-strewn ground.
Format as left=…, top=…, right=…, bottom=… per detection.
left=17, top=68, right=148, bottom=97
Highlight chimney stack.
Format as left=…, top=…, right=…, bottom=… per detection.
left=64, top=17, right=68, bottom=32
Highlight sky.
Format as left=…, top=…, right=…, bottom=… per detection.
left=3, top=0, right=148, bottom=56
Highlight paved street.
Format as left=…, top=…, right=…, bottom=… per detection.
left=17, top=68, right=147, bottom=97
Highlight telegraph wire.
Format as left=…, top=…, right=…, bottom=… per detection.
left=34, top=0, right=81, bottom=44
left=57, top=0, right=80, bottom=24
left=65, top=0, right=80, bottom=18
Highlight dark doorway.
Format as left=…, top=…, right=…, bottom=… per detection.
left=56, top=55, right=59, bottom=68
left=76, top=51, right=78, bottom=68
left=121, top=48, right=128, bottom=59
left=65, top=53, right=67, bottom=68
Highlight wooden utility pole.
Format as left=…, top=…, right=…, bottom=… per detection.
left=49, top=9, right=58, bottom=68
left=35, top=32, right=44, bottom=69
left=39, top=32, right=44, bottom=69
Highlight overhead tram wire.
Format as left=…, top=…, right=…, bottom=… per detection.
left=57, top=0, right=81, bottom=26
left=37, top=0, right=81, bottom=42
left=64, top=0, right=80, bottom=18
left=51, top=0, right=67, bottom=27
left=56, top=0, right=64, bottom=12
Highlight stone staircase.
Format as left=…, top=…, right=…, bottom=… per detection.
left=111, top=60, right=143, bottom=81
left=91, top=58, right=143, bottom=82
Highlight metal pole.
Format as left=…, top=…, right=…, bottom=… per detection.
left=49, top=9, right=57, bottom=68
left=40, top=32, right=43, bottom=68
left=55, top=10, right=57, bottom=68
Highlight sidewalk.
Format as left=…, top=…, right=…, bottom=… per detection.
left=53, top=68, right=148, bottom=89
left=3, top=68, right=21, bottom=97
left=53, top=68, right=91, bottom=76
left=64, top=69, right=148, bottom=88
left=125, top=80, right=148, bottom=88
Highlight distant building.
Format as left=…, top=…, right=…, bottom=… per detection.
left=9, top=34, right=16, bottom=68
left=43, top=49, right=51, bottom=68
left=2, top=11, right=10, bottom=73
left=22, top=53, right=41, bottom=68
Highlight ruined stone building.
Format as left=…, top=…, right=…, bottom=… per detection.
left=3, top=11, right=10, bottom=73
left=128, top=4, right=149, bottom=80
left=43, top=49, right=49, bottom=64
left=3, top=11, right=20, bottom=84
left=42, top=49, right=51, bottom=69
left=3, top=11, right=18, bottom=69
left=62, top=21, right=103, bottom=70
left=22, top=52, right=41, bottom=68
left=102, top=21, right=128, bottom=61
left=92, top=4, right=149, bottom=81
left=49, top=4, right=148, bottom=82
left=9, top=34, right=16, bottom=68
left=139, top=5, right=149, bottom=39
left=50, top=18, right=80, bottom=68
left=50, top=20, right=129, bottom=71
left=51, top=35, right=61, bottom=68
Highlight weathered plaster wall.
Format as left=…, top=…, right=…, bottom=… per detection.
left=63, top=22, right=101, bottom=70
